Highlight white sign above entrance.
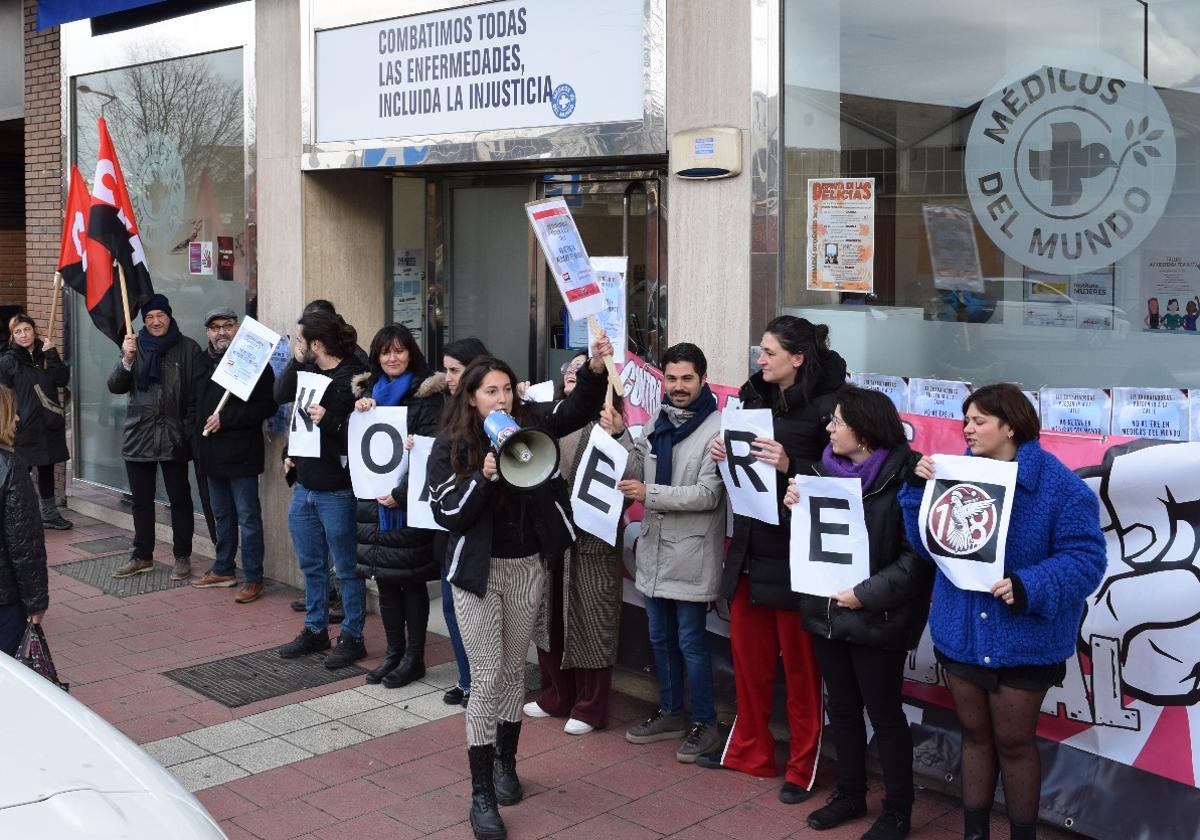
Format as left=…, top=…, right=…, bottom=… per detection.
left=965, top=57, right=1175, bottom=275
left=315, top=0, right=646, bottom=144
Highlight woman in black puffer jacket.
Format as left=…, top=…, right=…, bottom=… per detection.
left=786, top=386, right=932, bottom=840
left=0, top=384, right=48, bottom=657
left=352, top=325, right=447, bottom=688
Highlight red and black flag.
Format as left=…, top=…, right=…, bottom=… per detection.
left=57, top=165, right=91, bottom=299
left=83, top=117, right=154, bottom=344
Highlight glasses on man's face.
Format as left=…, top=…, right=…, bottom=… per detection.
left=207, top=321, right=237, bottom=334
left=560, top=360, right=585, bottom=375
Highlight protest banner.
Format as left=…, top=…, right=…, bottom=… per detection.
left=348, top=407, right=409, bottom=499
left=570, top=424, right=629, bottom=546
left=917, top=453, right=1017, bottom=592
left=717, top=408, right=778, bottom=525
left=788, top=475, right=870, bottom=597
left=1039, top=387, right=1111, bottom=435
left=287, top=372, right=332, bottom=458
left=526, top=197, right=606, bottom=321
left=211, top=316, right=281, bottom=402
left=848, top=372, right=909, bottom=413
left=406, top=435, right=445, bottom=531
left=908, top=377, right=971, bottom=419
left=1111, top=387, right=1190, bottom=441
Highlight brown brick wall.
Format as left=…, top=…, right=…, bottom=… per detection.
left=24, top=0, right=62, bottom=344
left=0, top=229, right=25, bottom=307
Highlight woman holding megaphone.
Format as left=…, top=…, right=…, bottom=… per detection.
left=427, top=334, right=612, bottom=840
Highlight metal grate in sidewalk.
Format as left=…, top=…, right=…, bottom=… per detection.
left=69, top=536, right=133, bottom=555
left=53, top=553, right=192, bottom=598
left=164, top=648, right=367, bottom=707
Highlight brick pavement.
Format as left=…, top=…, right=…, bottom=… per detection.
left=38, top=511, right=1085, bottom=839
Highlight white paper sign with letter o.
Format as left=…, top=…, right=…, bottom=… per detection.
left=789, top=475, right=871, bottom=598
left=288, top=372, right=332, bottom=458
left=570, top=425, right=629, bottom=546
left=717, top=408, right=779, bottom=525
left=348, top=407, right=409, bottom=499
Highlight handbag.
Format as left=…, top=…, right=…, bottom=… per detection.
left=16, top=621, right=69, bottom=692
left=33, top=384, right=66, bottom=432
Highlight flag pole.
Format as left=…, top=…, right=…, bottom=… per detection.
left=47, top=272, right=62, bottom=349
left=202, top=391, right=231, bottom=438
left=588, top=315, right=624, bottom=397
left=116, top=260, right=133, bottom=339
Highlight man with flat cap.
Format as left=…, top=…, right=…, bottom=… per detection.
left=108, top=293, right=206, bottom=580
left=190, top=307, right=276, bottom=604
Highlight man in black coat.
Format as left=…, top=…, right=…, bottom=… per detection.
left=189, top=307, right=276, bottom=604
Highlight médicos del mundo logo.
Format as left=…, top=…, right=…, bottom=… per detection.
left=965, top=59, right=1175, bottom=275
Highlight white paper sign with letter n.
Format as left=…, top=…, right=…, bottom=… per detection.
left=349, top=407, right=409, bottom=499
left=717, top=408, right=779, bottom=526
left=918, top=454, right=1017, bottom=592
left=789, top=476, right=870, bottom=597
left=407, top=435, right=445, bottom=532
left=288, top=372, right=332, bottom=458
left=526, top=197, right=606, bottom=322
left=570, top=425, right=629, bottom=546
left=210, top=315, right=281, bottom=402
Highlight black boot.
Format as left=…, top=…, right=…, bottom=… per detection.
left=364, top=596, right=405, bottom=685
left=493, top=720, right=523, bottom=806
left=468, top=744, right=507, bottom=840
left=964, top=807, right=991, bottom=840
left=1009, top=821, right=1036, bottom=840
left=382, top=586, right=427, bottom=688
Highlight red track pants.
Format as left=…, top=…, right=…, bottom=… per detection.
left=720, top=576, right=823, bottom=789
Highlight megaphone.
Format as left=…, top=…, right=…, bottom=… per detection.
left=483, top=409, right=560, bottom=490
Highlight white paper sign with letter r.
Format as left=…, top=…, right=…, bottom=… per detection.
left=348, top=407, right=409, bottom=499
left=789, top=476, right=871, bottom=597
left=570, top=425, right=629, bottom=546
left=717, top=408, right=779, bottom=525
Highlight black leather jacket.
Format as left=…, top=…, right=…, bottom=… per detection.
left=0, top=449, right=48, bottom=615
left=107, top=334, right=206, bottom=462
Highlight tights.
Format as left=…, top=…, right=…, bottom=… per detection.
left=946, top=672, right=1048, bottom=825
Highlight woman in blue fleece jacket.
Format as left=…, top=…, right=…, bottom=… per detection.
left=899, top=384, right=1106, bottom=840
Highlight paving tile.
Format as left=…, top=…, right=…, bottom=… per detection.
left=226, top=764, right=329, bottom=808
left=496, top=801, right=576, bottom=838
left=170, top=754, right=250, bottom=792
left=669, top=767, right=771, bottom=810
left=341, top=704, right=427, bottom=737
left=182, top=719, right=274, bottom=753
left=312, top=811, right=422, bottom=840
left=232, top=798, right=341, bottom=840
left=117, top=709, right=206, bottom=743
left=303, top=778, right=396, bottom=821
left=395, top=688, right=468, bottom=721
left=584, top=755, right=679, bottom=798
left=142, top=735, right=209, bottom=767
left=516, top=750, right=597, bottom=790
left=281, top=720, right=373, bottom=755
left=613, top=788, right=718, bottom=835
left=700, top=798, right=801, bottom=840
left=354, top=728, right=446, bottom=766
left=243, top=703, right=332, bottom=736
left=193, top=785, right=260, bottom=821
left=367, top=754, right=466, bottom=798
left=554, top=729, right=642, bottom=768
left=290, top=746, right=391, bottom=785
left=301, top=688, right=388, bottom=719
left=539, top=778, right=631, bottom=821
left=548, top=812, right=660, bottom=840
left=418, top=661, right=460, bottom=689
left=355, top=680, right=440, bottom=704
left=220, top=737, right=314, bottom=774
left=384, top=787, right=473, bottom=834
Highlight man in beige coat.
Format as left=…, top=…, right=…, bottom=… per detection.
left=612, top=342, right=727, bottom=764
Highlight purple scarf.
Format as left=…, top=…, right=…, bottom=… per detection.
left=820, top=444, right=890, bottom=492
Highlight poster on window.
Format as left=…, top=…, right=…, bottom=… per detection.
left=1192, top=391, right=1200, bottom=442
left=1142, top=252, right=1200, bottom=333
left=923, top=205, right=983, bottom=293
left=806, top=178, right=874, bottom=293
left=1039, top=388, right=1111, bottom=436
left=848, top=373, right=909, bottom=414
left=908, top=378, right=971, bottom=420
left=565, top=257, right=627, bottom=361
left=789, top=476, right=870, bottom=597
left=1111, top=388, right=1190, bottom=441
left=917, top=454, right=1017, bottom=592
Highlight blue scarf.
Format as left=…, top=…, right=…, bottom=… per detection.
left=373, top=371, right=414, bottom=532
left=135, top=320, right=182, bottom=392
left=647, top=385, right=718, bottom=486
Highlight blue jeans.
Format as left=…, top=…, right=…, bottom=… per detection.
left=207, top=475, right=265, bottom=583
left=288, top=484, right=364, bottom=639
left=643, top=596, right=715, bottom=723
left=442, top=572, right=471, bottom=692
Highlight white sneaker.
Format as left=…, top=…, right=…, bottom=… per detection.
left=564, top=718, right=594, bottom=736
left=523, top=701, right=551, bottom=719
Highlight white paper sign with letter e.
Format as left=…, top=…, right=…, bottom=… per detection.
left=211, top=316, right=281, bottom=402
left=527, top=197, right=606, bottom=322
left=288, top=372, right=332, bottom=458
left=407, top=435, right=445, bottom=532
left=570, top=425, right=629, bottom=546
left=789, top=476, right=870, bottom=597
left=348, top=408, right=409, bottom=499
left=717, top=409, right=778, bottom=525
left=918, top=454, right=1017, bottom=592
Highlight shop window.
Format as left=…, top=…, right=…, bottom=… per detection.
left=781, top=0, right=1200, bottom=392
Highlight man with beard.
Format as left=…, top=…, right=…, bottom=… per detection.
left=611, top=342, right=727, bottom=763
left=190, top=307, right=276, bottom=604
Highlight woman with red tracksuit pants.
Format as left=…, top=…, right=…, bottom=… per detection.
left=700, top=315, right=847, bottom=804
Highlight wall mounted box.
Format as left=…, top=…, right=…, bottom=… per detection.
left=670, top=127, right=743, bottom=179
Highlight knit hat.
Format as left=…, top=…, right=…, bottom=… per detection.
left=140, top=293, right=172, bottom=320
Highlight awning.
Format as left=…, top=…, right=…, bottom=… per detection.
left=36, top=0, right=166, bottom=30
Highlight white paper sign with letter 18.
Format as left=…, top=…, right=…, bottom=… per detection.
left=716, top=408, right=779, bottom=526
left=789, top=475, right=871, bottom=597
left=918, top=454, right=1017, bottom=592
left=288, top=372, right=333, bottom=458
left=570, top=425, right=629, bottom=546
left=348, top=407, right=409, bottom=499
left=407, top=435, right=445, bottom=531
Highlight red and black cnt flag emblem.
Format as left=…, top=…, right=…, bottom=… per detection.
left=57, top=165, right=91, bottom=305
left=82, top=117, right=154, bottom=345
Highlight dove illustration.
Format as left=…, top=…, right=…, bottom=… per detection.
left=945, top=489, right=996, bottom=552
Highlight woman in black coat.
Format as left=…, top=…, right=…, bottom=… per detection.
left=352, top=325, right=447, bottom=688
left=785, top=386, right=932, bottom=840
left=0, top=315, right=71, bottom=530
left=703, top=315, right=846, bottom=805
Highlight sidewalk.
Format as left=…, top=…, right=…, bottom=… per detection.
left=39, top=511, right=1083, bottom=840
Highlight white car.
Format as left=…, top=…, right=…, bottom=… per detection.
left=0, top=653, right=225, bottom=838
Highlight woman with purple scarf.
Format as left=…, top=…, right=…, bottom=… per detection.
left=784, top=385, right=933, bottom=840
left=351, top=325, right=447, bottom=688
